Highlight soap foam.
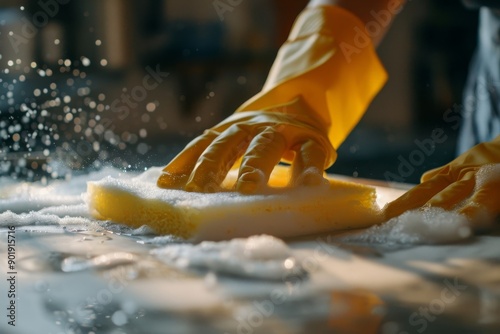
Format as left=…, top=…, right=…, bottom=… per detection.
left=39, top=204, right=91, bottom=218
left=342, top=207, right=471, bottom=245
left=137, top=235, right=185, bottom=245
left=0, top=210, right=93, bottom=227
left=0, top=193, right=83, bottom=214
left=0, top=167, right=139, bottom=230
left=151, top=235, right=306, bottom=280
left=474, top=163, right=500, bottom=189
left=0, top=167, right=129, bottom=214
left=455, top=163, right=500, bottom=227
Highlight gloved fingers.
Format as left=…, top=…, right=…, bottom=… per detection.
left=421, top=165, right=446, bottom=182
left=290, top=139, right=329, bottom=187
left=383, top=174, right=453, bottom=220
left=424, top=170, right=476, bottom=210
left=236, top=127, right=287, bottom=194
left=185, top=125, right=252, bottom=192
left=157, top=130, right=219, bottom=189
left=458, top=179, right=500, bottom=224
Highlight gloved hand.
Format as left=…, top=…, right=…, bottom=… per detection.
left=158, top=98, right=335, bottom=193
left=158, top=5, right=387, bottom=193
left=384, top=135, right=500, bottom=225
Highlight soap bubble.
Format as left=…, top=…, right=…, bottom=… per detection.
left=111, top=310, right=129, bottom=325
left=81, top=57, right=91, bottom=67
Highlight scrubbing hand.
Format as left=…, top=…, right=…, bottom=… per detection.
left=158, top=5, right=387, bottom=193
left=384, top=136, right=500, bottom=226
left=157, top=99, right=336, bottom=193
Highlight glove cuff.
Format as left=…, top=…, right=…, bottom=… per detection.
left=237, top=5, right=388, bottom=152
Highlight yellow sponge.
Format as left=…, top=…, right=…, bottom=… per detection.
left=87, top=166, right=382, bottom=241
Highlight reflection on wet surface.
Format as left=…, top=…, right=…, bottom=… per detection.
left=60, top=252, right=139, bottom=273
left=34, top=283, right=500, bottom=334
left=1, top=226, right=499, bottom=334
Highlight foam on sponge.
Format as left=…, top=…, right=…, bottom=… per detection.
left=87, top=166, right=382, bottom=241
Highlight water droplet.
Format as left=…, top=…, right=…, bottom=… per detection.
left=137, top=143, right=148, bottom=155
left=81, top=56, right=91, bottom=67
left=146, top=102, right=156, bottom=112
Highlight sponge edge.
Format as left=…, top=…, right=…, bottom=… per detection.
left=87, top=166, right=382, bottom=241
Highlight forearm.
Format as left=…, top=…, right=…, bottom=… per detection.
left=308, top=0, right=406, bottom=46
left=237, top=5, right=388, bottom=149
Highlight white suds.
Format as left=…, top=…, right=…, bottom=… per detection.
left=0, top=210, right=93, bottom=227
left=0, top=167, right=127, bottom=214
left=39, top=204, right=91, bottom=218
left=474, top=163, right=500, bottom=189
left=151, top=235, right=306, bottom=280
left=0, top=168, right=133, bottom=229
left=342, top=208, right=471, bottom=245
left=137, top=235, right=185, bottom=245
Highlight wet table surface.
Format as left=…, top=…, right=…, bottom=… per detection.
left=0, top=179, right=499, bottom=334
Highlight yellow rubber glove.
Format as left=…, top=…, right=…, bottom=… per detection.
left=158, top=98, right=336, bottom=193
left=158, top=5, right=387, bottom=193
left=384, top=135, right=500, bottom=226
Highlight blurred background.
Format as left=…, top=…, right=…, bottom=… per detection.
left=0, top=0, right=479, bottom=183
